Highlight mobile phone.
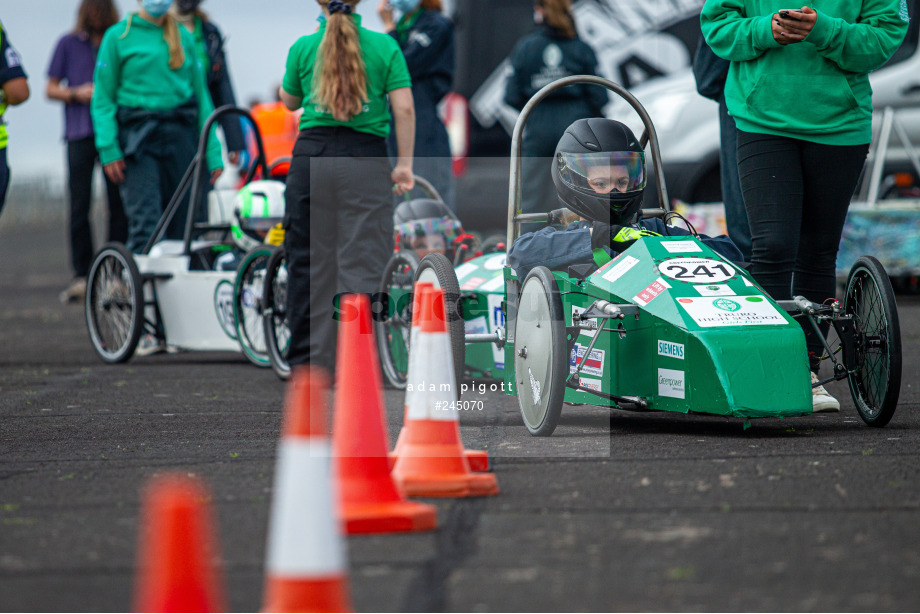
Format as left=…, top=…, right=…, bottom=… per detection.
left=779, top=9, right=803, bottom=18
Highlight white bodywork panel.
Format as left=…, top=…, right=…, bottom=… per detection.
left=136, top=244, right=240, bottom=352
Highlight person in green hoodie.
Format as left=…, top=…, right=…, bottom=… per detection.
left=701, top=1, right=908, bottom=412
left=91, top=0, right=222, bottom=255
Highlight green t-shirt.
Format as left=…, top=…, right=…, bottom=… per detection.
left=282, top=14, right=411, bottom=137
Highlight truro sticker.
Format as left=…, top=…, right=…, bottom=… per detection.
left=659, top=258, right=735, bottom=283
left=677, top=295, right=786, bottom=327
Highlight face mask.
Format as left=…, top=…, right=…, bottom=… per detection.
left=390, top=0, right=421, bottom=14
left=142, top=0, right=173, bottom=18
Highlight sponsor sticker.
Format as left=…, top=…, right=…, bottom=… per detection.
left=657, top=340, right=684, bottom=360
left=659, top=258, right=736, bottom=283
left=483, top=254, right=506, bottom=270
left=569, top=343, right=605, bottom=377
left=658, top=368, right=685, bottom=399
left=454, top=262, right=477, bottom=280
left=528, top=367, right=542, bottom=406
left=694, top=284, right=733, bottom=297
left=633, top=276, right=671, bottom=307
left=464, top=316, right=488, bottom=336
left=460, top=277, right=486, bottom=290
left=677, top=295, right=786, bottom=327
left=572, top=304, right=598, bottom=338
left=479, top=275, right=505, bottom=292
left=578, top=377, right=603, bottom=392
left=601, top=255, right=640, bottom=283
left=214, top=280, right=237, bottom=340
left=487, top=294, right=505, bottom=369
left=662, top=240, right=702, bottom=253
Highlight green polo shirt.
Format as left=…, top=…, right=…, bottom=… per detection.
left=282, top=14, right=411, bottom=137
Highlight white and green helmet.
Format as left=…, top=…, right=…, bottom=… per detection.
left=232, top=180, right=286, bottom=251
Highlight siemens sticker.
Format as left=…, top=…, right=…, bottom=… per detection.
left=657, top=340, right=684, bottom=360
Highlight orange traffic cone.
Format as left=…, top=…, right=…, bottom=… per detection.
left=262, top=367, right=352, bottom=613
left=390, top=284, right=490, bottom=472
left=333, top=293, right=437, bottom=534
left=133, top=474, right=226, bottom=613
left=391, top=288, right=499, bottom=498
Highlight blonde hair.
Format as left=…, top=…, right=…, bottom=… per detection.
left=538, top=0, right=576, bottom=38
left=314, top=0, right=367, bottom=122
left=120, top=12, right=185, bottom=70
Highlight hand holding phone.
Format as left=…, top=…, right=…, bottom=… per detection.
left=779, top=9, right=803, bottom=18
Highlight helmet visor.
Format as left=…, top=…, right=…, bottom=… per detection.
left=556, top=151, right=646, bottom=196
left=241, top=216, right=283, bottom=232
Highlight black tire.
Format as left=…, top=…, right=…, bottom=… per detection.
left=376, top=251, right=421, bottom=388
left=514, top=266, right=567, bottom=436
left=415, top=253, right=466, bottom=398
left=234, top=246, right=273, bottom=367
left=85, top=243, right=144, bottom=363
left=479, top=233, right=507, bottom=255
left=844, top=256, right=902, bottom=427
left=263, top=245, right=291, bottom=381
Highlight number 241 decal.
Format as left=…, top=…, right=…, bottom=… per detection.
left=658, top=258, right=736, bottom=283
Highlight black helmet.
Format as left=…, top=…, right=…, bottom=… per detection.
left=551, top=118, right=646, bottom=225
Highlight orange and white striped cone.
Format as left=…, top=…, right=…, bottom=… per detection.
left=262, top=367, right=352, bottom=613
left=333, top=294, right=437, bottom=534
left=391, top=287, right=499, bottom=497
left=389, top=283, right=490, bottom=473
left=133, top=474, right=227, bottom=613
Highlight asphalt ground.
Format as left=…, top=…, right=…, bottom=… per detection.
left=1, top=218, right=919, bottom=612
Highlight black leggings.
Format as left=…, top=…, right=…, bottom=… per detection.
left=736, top=130, right=868, bottom=366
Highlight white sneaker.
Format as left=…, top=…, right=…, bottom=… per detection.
left=136, top=333, right=166, bottom=357
left=59, top=278, right=87, bottom=304
left=811, top=371, right=840, bottom=413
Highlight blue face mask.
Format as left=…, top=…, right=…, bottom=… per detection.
left=389, top=0, right=421, bottom=14
left=142, top=0, right=173, bottom=17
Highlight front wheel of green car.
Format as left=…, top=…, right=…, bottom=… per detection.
left=514, top=266, right=567, bottom=437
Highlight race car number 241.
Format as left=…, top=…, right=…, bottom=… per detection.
left=658, top=258, right=736, bottom=284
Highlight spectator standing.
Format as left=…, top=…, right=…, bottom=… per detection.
left=378, top=0, right=455, bottom=209
left=504, top=0, right=607, bottom=223
left=691, top=35, right=751, bottom=261
left=702, top=1, right=909, bottom=411
left=280, top=0, right=414, bottom=374
left=91, top=0, right=223, bottom=255
left=0, top=18, right=29, bottom=220
left=47, top=0, right=128, bottom=304
left=170, top=0, right=245, bottom=165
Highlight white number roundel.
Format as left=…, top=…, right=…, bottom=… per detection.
left=658, top=258, right=736, bottom=283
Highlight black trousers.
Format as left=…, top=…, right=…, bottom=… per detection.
left=736, top=130, right=868, bottom=365
left=283, top=127, right=393, bottom=372
left=0, top=146, right=9, bottom=219
left=67, top=137, right=127, bottom=277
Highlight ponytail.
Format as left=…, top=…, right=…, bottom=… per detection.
left=538, top=0, right=576, bottom=38
left=314, top=0, right=367, bottom=122
left=162, top=14, right=185, bottom=70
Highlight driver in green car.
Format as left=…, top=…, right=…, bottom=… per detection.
left=507, top=117, right=742, bottom=281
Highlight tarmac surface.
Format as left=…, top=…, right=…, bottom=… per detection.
left=1, top=218, right=919, bottom=612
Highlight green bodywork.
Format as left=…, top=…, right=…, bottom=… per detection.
left=502, top=236, right=814, bottom=418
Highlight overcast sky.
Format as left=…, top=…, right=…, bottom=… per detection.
left=2, top=0, right=387, bottom=182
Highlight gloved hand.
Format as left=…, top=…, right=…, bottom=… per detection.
left=607, top=224, right=660, bottom=252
